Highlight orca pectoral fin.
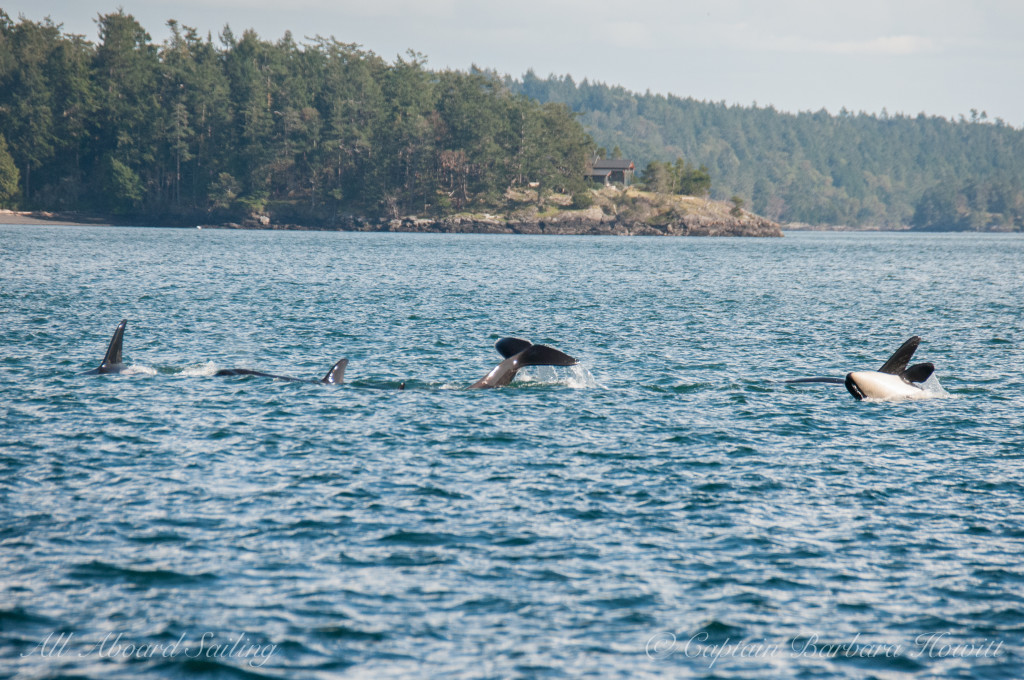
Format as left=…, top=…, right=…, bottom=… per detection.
left=320, top=358, right=348, bottom=385
left=902, top=362, right=934, bottom=384
left=784, top=377, right=846, bottom=384
left=495, top=337, right=532, bottom=359
left=516, top=344, right=578, bottom=368
left=878, top=336, right=920, bottom=374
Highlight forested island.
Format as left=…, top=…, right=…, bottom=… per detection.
left=514, top=74, right=1024, bottom=231
left=0, top=11, right=605, bottom=232
left=0, top=10, right=1020, bottom=232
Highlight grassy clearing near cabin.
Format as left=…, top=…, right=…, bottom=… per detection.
left=454, top=185, right=753, bottom=225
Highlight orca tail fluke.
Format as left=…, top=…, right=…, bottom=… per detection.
left=470, top=339, right=578, bottom=389
left=495, top=337, right=533, bottom=359
left=517, top=344, right=578, bottom=368
left=320, top=358, right=348, bottom=385
left=878, top=336, right=920, bottom=375
left=902, top=362, right=934, bottom=384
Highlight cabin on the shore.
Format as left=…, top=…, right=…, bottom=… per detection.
left=586, top=159, right=635, bottom=186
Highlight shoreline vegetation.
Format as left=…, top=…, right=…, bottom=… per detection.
left=0, top=10, right=780, bottom=239
left=1, top=186, right=782, bottom=237
left=515, top=75, right=1024, bottom=232
left=3, top=11, right=1020, bottom=233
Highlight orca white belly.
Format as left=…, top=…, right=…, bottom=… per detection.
left=847, top=371, right=926, bottom=401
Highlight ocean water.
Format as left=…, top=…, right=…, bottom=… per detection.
left=1, top=224, right=1022, bottom=679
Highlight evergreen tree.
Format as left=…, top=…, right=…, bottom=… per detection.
left=0, top=133, right=20, bottom=205
left=221, top=28, right=277, bottom=211
left=90, top=10, right=161, bottom=212
left=0, top=16, right=61, bottom=204
left=510, top=73, right=1024, bottom=229
left=9, top=12, right=1019, bottom=230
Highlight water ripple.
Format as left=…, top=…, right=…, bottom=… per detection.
left=2, top=226, right=1023, bottom=678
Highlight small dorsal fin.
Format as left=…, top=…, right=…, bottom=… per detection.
left=902, top=362, right=934, bottom=384
left=878, top=336, right=920, bottom=374
left=101, top=319, right=127, bottom=368
left=495, top=337, right=532, bottom=359
left=320, top=358, right=348, bottom=385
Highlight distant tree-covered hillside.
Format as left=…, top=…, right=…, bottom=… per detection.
left=0, top=12, right=593, bottom=222
left=511, top=72, right=1024, bottom=230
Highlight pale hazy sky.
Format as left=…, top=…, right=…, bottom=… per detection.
left=5, top=0, right=1024, bottom=125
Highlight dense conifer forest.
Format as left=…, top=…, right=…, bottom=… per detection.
left=513, top=73, right=1024, bottom=230
left=0, top=11, right=593, bottom=224
left=2, top=11, right=1022, bottom=230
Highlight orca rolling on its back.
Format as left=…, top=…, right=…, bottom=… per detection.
left=82, top=319, right=129, bottom=374
left=843, top=334, right=935, bottom=400
left=786, top=336, right=936, bottom=401
left=844, top=336, right=935, bottom=401
left=469, top=337, right=578, bottom=389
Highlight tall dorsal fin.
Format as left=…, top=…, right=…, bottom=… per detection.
left=320, top=358, right=348, bottom=385
left=495, top=337, right=532, bottom=359
left=101, top=319, right=127, bottom=368
left=878, top=336, right=920, bottom=374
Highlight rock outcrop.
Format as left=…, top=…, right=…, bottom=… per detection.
left=239, top=210, right=782, bottom=238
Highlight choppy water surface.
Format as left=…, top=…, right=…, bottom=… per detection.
left=2, top=225, right=1023, bottom=679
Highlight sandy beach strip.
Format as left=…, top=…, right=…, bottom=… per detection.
left=0, top=209, right=113, bottom=227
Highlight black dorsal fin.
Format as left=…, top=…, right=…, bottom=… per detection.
left=902, top=362, right=934, bottom=384
left=495, top=337, right=532, bottom=359
left=878, top=336, right=920, bottom=374
left=320, top=358, right=348, bottom=385
left=101, top=319, right=127, bottom=368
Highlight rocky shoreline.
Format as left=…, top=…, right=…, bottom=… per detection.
left=2, top=203, right=784, bottom=238
left=223, top=209, right=783, bottom=238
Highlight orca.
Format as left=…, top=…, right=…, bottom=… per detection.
left=469, top=337, right=578, bottom=389
left=215, top=358, right=348, bottom=385
left=786, top=336, right=935, bottom=401
left=82, top=319, right=130, bottom=374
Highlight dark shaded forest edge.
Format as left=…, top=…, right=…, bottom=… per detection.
left=0, top=10, right=1019, bottom=233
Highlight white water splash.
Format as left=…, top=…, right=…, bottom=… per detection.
left=121, top=364, right=158, bottom=376
left=919, top=374, right=952, bottom=399
left=180, top=361, right=219, bottom=377
left=516, top=364, right=598, bottom=389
